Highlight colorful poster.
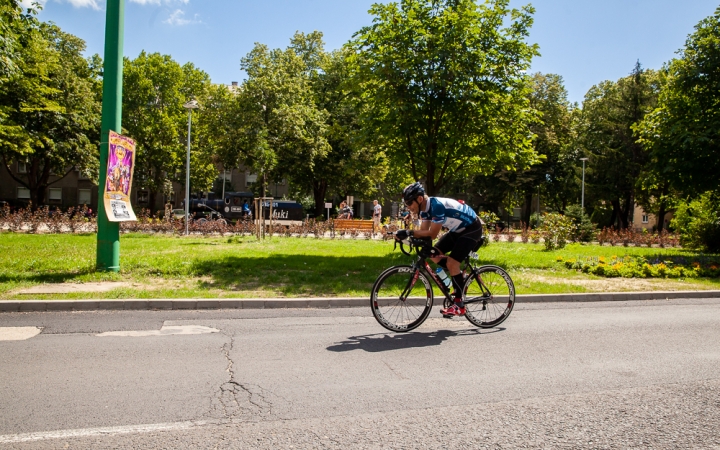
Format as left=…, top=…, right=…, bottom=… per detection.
left=103, top=131, right=137, bottom=222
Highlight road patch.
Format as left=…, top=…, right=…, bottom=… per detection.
left=96, top=324, right=219, bottom=337
left=0, top=327, right=42, bottom=341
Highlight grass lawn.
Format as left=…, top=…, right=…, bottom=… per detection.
left=1, top=232, right=719, bottom=300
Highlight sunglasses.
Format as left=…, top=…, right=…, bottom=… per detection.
left=404, top=199, right=414, bottom=207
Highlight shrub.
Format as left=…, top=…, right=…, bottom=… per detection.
left=671, top=192, right=720, bottom=253
left=478, top=211, right=500, bottom=229
left=561, top=254, right=719, bottom=278
left=539, top=213, right=575, bottom=250
left=564, top=204, right=597, bottom=242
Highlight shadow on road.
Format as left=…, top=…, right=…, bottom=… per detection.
left=326, top=327, right=504, bottom=353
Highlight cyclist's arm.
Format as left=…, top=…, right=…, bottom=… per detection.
left=411, top=221, right=442, bottom=240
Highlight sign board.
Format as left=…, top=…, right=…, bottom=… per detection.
left=103, top=131, right=137, bottom=222
left=324, top=202, right=332, bottom=209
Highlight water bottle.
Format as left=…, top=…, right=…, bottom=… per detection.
left=435, top=267, right=452, bottom=289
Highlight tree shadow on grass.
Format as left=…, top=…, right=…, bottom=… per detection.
left=0, top=268, right=98, bottom=285
left=326, top=327, right=505, bottom=353
left=190, top=254, right=403, bottom=296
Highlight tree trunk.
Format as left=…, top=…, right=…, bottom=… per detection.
left=521, top=192, right=533, bottom=225
left=149, top=190, right=158, bottom=214
left=610, top=199, right=622, bottom=229
left=313, top=179, right=327, bottom=218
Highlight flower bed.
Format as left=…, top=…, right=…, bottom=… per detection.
left=557, top=255, right=720, bottom=278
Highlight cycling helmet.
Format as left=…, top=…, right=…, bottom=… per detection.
left=402, top=182, right=425, bottom=204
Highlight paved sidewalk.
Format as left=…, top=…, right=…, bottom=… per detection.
left=1, top=290, right=719, bottom=312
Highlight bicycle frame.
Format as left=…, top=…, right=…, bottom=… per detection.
left=402, top=253, right=491, bottom=306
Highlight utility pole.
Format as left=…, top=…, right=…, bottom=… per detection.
left=96, top=0, right=124, bottom=271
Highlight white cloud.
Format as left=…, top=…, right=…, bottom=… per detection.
left=129, top=0, right=189, bottom=5
left=19, top=0, right=47, bottom=9
left=66, top=0, right=101, bottom=9
left=163, top=9, right=200, bottom=26
left=21, top=0, right=100, bottom=10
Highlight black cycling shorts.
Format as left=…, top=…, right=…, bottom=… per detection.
left=434, top=219, right=483, bottom=263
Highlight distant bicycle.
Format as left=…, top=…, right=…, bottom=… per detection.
left=370, top=233, right=515, bottom=332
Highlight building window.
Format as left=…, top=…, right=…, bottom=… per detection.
left=48, top=188, right=62, bottom=201
left=17, top=161, right=27, bottom=174
left=137, top=190, right=149, bottom=203
left=642, top=214, right=649, bottom=224
left=245, top=172, right=257, bottom=187
left=17, top=187, right=30, bottom=199
left=78, top=189, right=92, bottom=205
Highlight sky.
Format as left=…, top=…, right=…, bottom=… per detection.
left=21, top=0, right=720, bottom=105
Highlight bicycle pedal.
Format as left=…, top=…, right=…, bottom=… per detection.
left=442, top=314, right=454, bottom=319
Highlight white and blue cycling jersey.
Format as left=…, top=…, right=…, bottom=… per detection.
left=419, top=197, right=478, bottom=233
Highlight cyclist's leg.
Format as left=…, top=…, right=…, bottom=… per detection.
left=430, top=232, right=456, bottom=266
left=446, top=224, right=483, bottom=304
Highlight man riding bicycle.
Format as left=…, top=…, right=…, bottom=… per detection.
left=394, top=182, right=483, bottom=317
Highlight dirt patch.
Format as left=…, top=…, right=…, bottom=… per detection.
left=16, top=282, right=132, bottom=294
left=522, top=273, right=709, bottom=292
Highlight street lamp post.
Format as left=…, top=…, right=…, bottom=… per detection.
left=96, top=0, right=124, bottom=271
left=580, top=157, right=589, bottom=216
left=183, top=100, right=199, bottom=235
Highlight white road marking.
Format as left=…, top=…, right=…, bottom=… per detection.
left=96, top=325, right=219, bottom=337
left=0, top=420, right=211, bottom=444
left=0, top=327, right=42, bottom=341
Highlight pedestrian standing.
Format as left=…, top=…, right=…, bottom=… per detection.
left=372, top=199, right=382, bottom=232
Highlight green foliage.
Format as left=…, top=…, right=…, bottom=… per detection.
left=636, top=8, right=720, bottom=198
left=671, top=192, right=720, bottom=253
left=348, top=0, right=540, bottom=196
left=559, top=254, right=720, bottom=278
left=539, top=212, right=575, bottom=250
left=216, top=33, right=331, bottom=200
left=578, top=62, right=660, bottom=229
left=122, top=51, right=216, bottom=207
left=478, top=211, right=500, bottom=228
left=0, top=20, right=101, bottom=204
left=564, top=204, right=596, bottom=242
left=0, top=0, right=28, bottom=79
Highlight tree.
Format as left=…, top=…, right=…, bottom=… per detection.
left=286, top=34, right=388, bottom=216
left=578, top=62, right=660, bottom=229
left=218, top=34, right=330, bottom=200
left=0, top=0, right=31, bottom=80
left=122, top=52, right=216, bottom=209
left=348, top=0, right=540, bottom=196
left=636, top=8, right=720, bottom=199
left=454, top=73, right=576, bottom=224
left=0, top=21, right=102, bottom=205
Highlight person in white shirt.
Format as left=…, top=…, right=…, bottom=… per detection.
left=372, top=200, right=382, bottom=232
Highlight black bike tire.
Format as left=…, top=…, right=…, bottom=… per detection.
left=463, top=265, right=515, bottom=328
left=370, top=265, right=434, bottom=332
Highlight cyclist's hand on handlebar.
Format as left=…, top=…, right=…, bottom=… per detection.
left=395, top=229, right=413, bottom=241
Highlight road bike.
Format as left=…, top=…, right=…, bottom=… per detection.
left=370, top=234, right=515, bottom=332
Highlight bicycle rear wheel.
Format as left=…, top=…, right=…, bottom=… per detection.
left=463, top=265, right=515, bottom=328
left=370, top=266, right=433, bottom=332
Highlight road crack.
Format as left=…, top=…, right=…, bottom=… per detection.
left=213, top=334, right=275, bottom=421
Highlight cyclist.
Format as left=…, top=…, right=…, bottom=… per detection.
left=395, top=182, right=483, bottom=317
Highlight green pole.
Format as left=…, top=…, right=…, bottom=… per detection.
left=96, top=0, right=124, bottom=271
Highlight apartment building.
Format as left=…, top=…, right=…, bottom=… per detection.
left=0, top=159, right=288, bottom=212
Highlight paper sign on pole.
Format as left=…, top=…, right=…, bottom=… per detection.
left=103, top=131, right=137, bottom=222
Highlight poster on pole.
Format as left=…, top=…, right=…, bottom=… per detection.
left=103, top=130, right=137, bottom=222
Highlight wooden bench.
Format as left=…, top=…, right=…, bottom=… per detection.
left=334, top=219, right=375, bottom=232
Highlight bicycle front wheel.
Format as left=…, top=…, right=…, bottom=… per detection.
left=370, top=266, right=433, bottom=332
left=463, top=265, right=515, bottom=328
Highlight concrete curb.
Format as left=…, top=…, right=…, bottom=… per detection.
left=0, top=291, right=719, bottom=312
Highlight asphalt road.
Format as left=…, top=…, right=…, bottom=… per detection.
left=1, top=299, right=719, bottom=449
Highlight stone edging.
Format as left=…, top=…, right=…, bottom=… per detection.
left=0, top=290, right=718, bottom=312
